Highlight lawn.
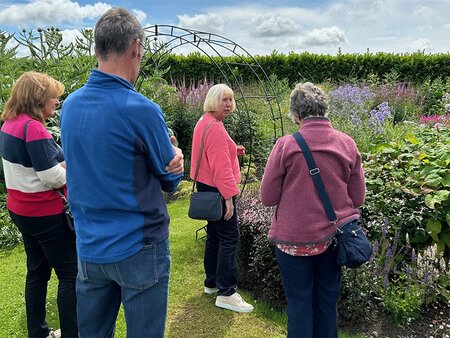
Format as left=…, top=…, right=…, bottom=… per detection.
left=0, top=197, right=361, bottom=338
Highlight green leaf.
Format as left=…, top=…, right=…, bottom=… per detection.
left=439, top=228, right=450, bottom=249
left=442, top=174, right=450, bottom=187
left=405, top=135, right=420, bottom=144
left=417, top=152, right=428, bottom=160
left=426, top=220, right=442, bottom=242
left=424, top=190, right=450, bottom=209
left=423, top=173, right=442, bottom=187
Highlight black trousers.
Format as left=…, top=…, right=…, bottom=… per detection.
left=196, top=182, right=239, bottom=296
left=9, top=211, right=78, bottom=338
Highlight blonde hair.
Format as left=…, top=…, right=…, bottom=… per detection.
left=1, top=71, right=65, bottom=123
left=203, top=84, right=236, bottom=113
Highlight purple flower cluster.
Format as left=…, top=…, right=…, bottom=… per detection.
left=328, top=84, right=375, bottom=124
left=419, top=114, right=450, bottom=126
left=369, top=101, right=392, bottom=133
left=175, top=79, right=214, bottom=109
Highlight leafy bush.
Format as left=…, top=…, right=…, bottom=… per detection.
left=237, top=188, right=286, bottom=310
left=0, top=193, right=21, bottom=250
left=383, top=281, right=424, bottom=324
left=237, top=187, right=450, bottom=325
left=362, top=125, right=450, bottom=258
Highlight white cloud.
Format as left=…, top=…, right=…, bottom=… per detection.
left=412, top=5, right=436, bottom=17
left=131, top=9, right=147, bottom=24
left=406, top=38, right=432, bottom=53
left=1, top=0, right=450, bottom=56
left=0, top=0, right=111, bottom=26
left=250, top=13, right=297, bottom=37
left=177, top=13, right=227, bottom=33
left=301, top=26, right=347, bottom=47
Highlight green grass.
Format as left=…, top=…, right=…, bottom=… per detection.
left=0, top=198, right=361, bottom=337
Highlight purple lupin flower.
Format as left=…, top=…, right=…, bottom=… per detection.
left=384, top=246, right=392, bottom=273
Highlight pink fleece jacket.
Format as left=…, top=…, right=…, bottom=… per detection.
left=260, top=118, right=366, bottom=245
left=190, top=113, right=240, bottom=200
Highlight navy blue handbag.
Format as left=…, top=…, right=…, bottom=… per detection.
left=188, top=120, right=223, bottom=222
left=293, top=131, right=372, bottom=268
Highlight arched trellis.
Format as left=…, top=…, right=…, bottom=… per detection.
left=135, top=25, right=284, bottom=194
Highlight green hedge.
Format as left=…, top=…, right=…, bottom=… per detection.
left=159, top=52, right=450, bottom=86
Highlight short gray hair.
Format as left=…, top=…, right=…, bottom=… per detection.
left=94, top=7, right=145, bottom=59
left=289, top=82, right=328, bottom=123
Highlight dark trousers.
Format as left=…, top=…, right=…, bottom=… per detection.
left=9, top=211, right=78, bottom=338
left=197, top=182, right=239, bottom=296
left=275, top=245, right=341, bottom=338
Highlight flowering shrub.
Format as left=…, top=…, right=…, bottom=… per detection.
left=342, top=220, right=450, bottom=325
left=328, top=84, right=375, bottom=125
left=370, top=82, right=424, bottom=124
left=420, top=114, right=450, bottom=126
left=362, top=125, right=450, bottom=258
left=369, top=101, right=392, bottom=133
left=237, top=186, right=450, bottom=326
left=236, top=187, right=286, bottom=310
left=327, top=84, right=403, bottom=152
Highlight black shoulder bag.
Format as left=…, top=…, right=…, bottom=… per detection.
left=292, top=131, right=372, bottom=268
left=188, top=120, right=223, bottom=221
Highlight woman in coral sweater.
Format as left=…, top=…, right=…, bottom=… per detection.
left=190, top=84, right=253, bottom=313
left=260, top=82, right=366, bottom=338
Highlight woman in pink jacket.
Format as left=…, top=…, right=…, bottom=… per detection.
left=190, top=84, right=253, bottom=313
left=260, top=82, right=366, bottom=338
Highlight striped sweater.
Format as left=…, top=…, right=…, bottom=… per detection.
left=0, top=114, right=66, bottom=217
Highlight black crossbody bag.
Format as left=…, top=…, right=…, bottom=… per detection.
left=292, top=131, right=372, bottom=268
left=188, top=120, right=223, bottom=221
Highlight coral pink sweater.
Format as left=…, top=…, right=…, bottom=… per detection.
left=190, top=113, right=240, bottom=200
left=260, top=118, right=366, bottom=245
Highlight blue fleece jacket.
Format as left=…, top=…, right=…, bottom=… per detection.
left=60, top=70, right=182, bottom=263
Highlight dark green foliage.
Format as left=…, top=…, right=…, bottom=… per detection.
left=237, top=188, right=286, bottom=310
left=362, top=126, right=450, bottom=258
left=0, top=193, right=21, bottom=250
left=161, top=52, right=450, bottom=87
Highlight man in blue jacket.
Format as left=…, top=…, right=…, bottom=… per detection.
left=60, top=7, right=184, bottom=338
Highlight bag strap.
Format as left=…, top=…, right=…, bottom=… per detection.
left=23, top=120, right=32, bottom=141
left=55, top=189, right=68, bottom=203
left=24, top=119, right=67, bottom=204
left=192, top=120, right=215, bottom=192
left=292, top=131, right=338, bottom=224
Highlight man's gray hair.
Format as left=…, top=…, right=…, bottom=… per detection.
left=94, top=7, right=145, bottom=59
left=289, top=82, right=328, bottom=123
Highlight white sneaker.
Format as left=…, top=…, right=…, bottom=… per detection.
left=215, top=292, right=254, bottom=313
left=204, top=286, right=219, bottom=294
left=47, top=329, right=61, bottom=338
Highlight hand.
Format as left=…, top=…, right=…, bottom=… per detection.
left=224, top=198, right=234, bottom=220
left=237, top=145, right=245, bottom=157
left=165, top=146, right=184, bottom=175
left=170, top=135, right=179, bottom=147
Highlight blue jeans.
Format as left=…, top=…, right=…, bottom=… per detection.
left=9, top=211, right=78, bottom=338
left=197, top=182, right=239, bottom=296
left=76, top=239, right=171, bottom=338
left=275, top=245, right=341, bottom=338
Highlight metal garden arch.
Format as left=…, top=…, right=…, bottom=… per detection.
left=135, top=25, right=284, bottom=193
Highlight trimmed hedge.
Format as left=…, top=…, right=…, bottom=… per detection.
left=159, top=52, right=450, bottom=86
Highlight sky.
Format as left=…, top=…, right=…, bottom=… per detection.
left=0, top=0, right=449, bottom=56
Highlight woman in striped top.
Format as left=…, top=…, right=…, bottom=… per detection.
left=0, top=72, right=78, bottom=338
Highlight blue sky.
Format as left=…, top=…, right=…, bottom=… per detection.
left=1, top=0, right=449, bottom=56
